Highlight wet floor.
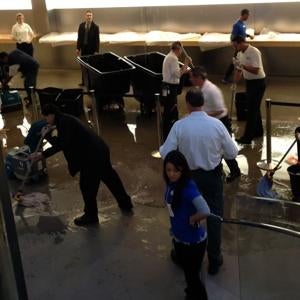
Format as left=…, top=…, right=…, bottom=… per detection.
left=1, top=69, right=300, bottom=299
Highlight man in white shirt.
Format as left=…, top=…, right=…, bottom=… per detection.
left=232, top=36, right=266, bottom=144
left=160, top=88, right=238, bottom=275
left=161, top=41, right=191, bottom=140
left=189, top=66, right=241, bottom=182
left=11, top=13, right=34, bottom=56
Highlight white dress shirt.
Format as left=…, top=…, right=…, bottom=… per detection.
left=201, top=80, right=228, bottom=119
left=162, top=51, right=181, bottom=84
left=160, top=111, right=238, bottom=170
left=237, top=45, right=265, bottom=80
left=11, top=23, right=34, bottom=44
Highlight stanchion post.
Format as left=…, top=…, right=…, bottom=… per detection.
left=89, top=90, right=101, bottom=136
left=30, top=86, right=39, bottom=121
left=151, top=93, right=163, bottom=159
left=266, top=98, right=272, bottom=166
left=0, top=143, right=28, bottom=300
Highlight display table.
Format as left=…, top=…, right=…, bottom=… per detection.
left=2, top=31, right=300, bottom=48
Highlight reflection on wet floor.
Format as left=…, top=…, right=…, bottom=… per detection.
left=1, top=70, right=300, bottom=299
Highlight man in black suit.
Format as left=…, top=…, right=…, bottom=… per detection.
left=35, top=104, right=133, bottom=226
left=76, top=10, right=100, bottom=85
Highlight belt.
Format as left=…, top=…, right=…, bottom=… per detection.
left=173, top=237, right=204, bottom=246
left=192, top=163, right=222, bottom=173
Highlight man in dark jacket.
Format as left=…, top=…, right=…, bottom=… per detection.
left=0, top=49, right=39, bottom=105
left=76, top=10, right=100, bottom=85
left=36, top=104, right=133, bottom=226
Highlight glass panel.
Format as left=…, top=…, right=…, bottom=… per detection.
left=236, top=225, right=300, bottom=300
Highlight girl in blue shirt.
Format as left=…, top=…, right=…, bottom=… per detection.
left=163, top=150, right=210, bottom=300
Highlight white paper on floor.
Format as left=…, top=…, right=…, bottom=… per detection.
left=19, top=192, right=50, bottom=207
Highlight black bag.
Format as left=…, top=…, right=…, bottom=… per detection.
left=235, top=92, right=248, bottom=121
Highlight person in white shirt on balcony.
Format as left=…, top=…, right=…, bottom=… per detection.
left=11, top=13, right=35, bottom=57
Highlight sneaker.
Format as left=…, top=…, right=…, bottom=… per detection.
left=226, top=170, right=241, bottom=183
left=73, top=214, right=99, bottom=226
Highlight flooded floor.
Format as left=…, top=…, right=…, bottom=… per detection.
left=1, top=69, right=300, bottom=299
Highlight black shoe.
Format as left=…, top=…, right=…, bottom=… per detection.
left=74, top=214, right=99, bottom=226
left=121, top=208, right=134, bottom=216
left=226, top=170, right=241, bottom=183
left=235, top=137, right=252, bottom=145
left=208, top=256, right=223, bottom=275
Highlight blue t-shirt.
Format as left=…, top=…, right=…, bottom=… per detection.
left=231, top=19, right=247, bottom=41
left=165, top=179, right=207, bottom=244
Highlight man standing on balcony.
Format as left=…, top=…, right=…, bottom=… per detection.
left=162, top=41, right=191, bottom=140
left=222, top=9, right=253, bottom=84
left=76, top=10, right=100, bottom=86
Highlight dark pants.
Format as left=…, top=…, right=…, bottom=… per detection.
left=173, top=239, right=208, bottom=300
left=242, top=78, right=266, bottom=140
left=16, top=42, right=34, bottom=57
left=191, top=165, right=223, bottom=264
left=23, top=66, right=39, bottom=103
left=220, top=115, right=240, bottom=175
left=161, top=83, right=179, bottom=141
left=79, top=156, right=132, bottom=217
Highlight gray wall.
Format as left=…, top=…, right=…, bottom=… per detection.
left=1, top=3, right=300, bottom=75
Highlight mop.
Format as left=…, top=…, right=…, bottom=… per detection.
left=13, top=124, right=55, bottom=206
left=256, top=138, right=298, bottom=198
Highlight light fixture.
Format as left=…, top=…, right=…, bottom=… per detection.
left=0, top=0, right=31, bottom=10
left=45, top=0, right=300, bottom=10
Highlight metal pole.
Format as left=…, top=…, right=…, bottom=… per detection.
left=0, top=143, right=28, bottom=300
left=266, top=98, right=272, bottom=166
left=30, top=86, right=39, bottom=121
left=90, top=90, right=101, bottom=136
left=155, top=93, right=163, bottom=148
left=151, top=93, right=163, bottom=159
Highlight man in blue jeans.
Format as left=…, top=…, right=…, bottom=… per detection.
left=0, top=49, right=39, bottom=105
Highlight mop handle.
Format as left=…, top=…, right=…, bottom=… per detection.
left=273, top=139, right=297, bottom=172
left=181, top=45, right=195, bottom=69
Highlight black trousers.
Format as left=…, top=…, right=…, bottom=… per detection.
left=16, top=42, right=33, bottom=56
left=191, top=165, right=223, bottom=264
left=80, top=45, right=95, bottom=84
left=173, top=239, right=208, bottom=300
left=161, top=83, right=179, bottom=141
left=220, top=115, right=240, bottom=175
left=79, top=157, right=132, bottom=217
left=243, top=78, right=266, bottom=140
left=23, top=67, right=39, bottom=103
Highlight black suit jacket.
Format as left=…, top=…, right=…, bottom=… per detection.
left=76, top=21, right=100, bottom=55
left=43, top=113, right=109, bottom=176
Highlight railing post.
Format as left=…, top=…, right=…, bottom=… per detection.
left=155, top=93, right=163, bottom=148
left=266, top=98, right=272, bottom=167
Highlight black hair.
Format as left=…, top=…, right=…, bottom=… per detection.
left=0, top=52, right=8, bottom=61
left=185, top=87, right=204, bottom=107
left=191, top=66, right=207, bottom=80
left=231, top=35, right=246, bottom=44
left=163, top=150, right=191, bottom=211
left=171, top=41, right=182, bottom=51
left=41, top=103, right=61, bottom=116
left=241, top=9, right=249, bottom=16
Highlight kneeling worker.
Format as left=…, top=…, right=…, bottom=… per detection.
left=32, top=104, right=133, bottom=226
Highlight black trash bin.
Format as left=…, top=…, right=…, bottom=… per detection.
left=37, top=87, right=84, bottom=117
left=124, top=52, right=185, bottom=115
left=77, top=52, right=135, bottom=108
left=287, top=164, right=300, bottom=202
